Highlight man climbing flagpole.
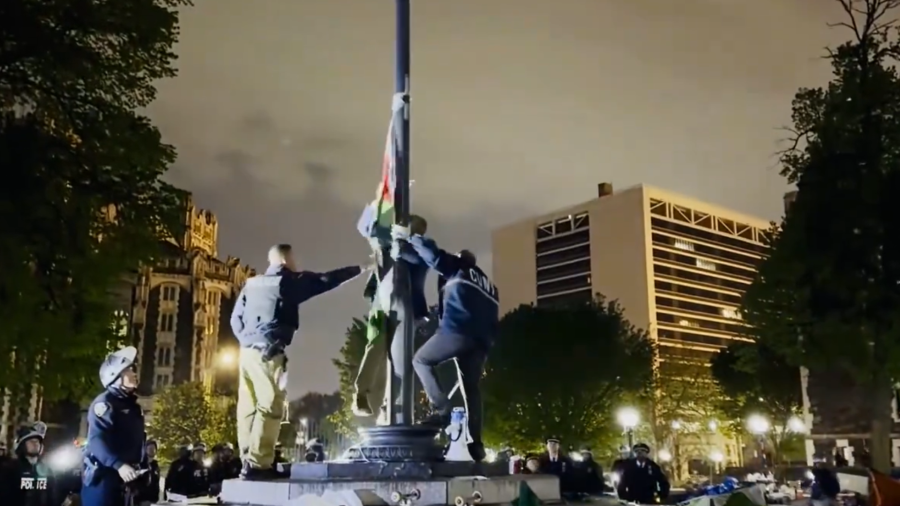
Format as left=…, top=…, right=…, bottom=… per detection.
left=352, top=0, right=417, bottom=426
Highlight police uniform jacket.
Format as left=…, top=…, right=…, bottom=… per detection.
left=0, top=455, right=54, bottom=506
left=85, top=388, right=145, bottom=472
left=164, top=456, right=193, bottom=496
left=616, top=458, right=670, bottom=504
left=231, top=264, right=362, bottom=349
left=574, top=457, right=604, bottom=495
left=135, top=458, right=160, bottom=503
left=403, top=236, right=499, bottom=344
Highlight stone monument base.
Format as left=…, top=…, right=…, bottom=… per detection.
left=218, top=472, right=560, bottom=506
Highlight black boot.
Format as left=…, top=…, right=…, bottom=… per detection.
left=467, top=442, right=486, bottom=462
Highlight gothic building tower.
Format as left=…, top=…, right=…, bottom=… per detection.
left=128, top=200, right=253, bottom=419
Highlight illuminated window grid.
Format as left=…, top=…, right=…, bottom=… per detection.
left=647, top=199, right=768, bottom=364
left=534, top=212, right=593, bottom=306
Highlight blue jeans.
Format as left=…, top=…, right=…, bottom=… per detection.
left=412, top=331, right=487, bottom=442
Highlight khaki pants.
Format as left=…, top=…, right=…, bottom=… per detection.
left=236, top=347, right=286, bottom=469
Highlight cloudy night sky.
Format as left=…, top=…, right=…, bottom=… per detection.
left=148, top=0, right=848, bottom=396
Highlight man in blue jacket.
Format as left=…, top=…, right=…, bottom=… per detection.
left=391, top=225, right=499, bottom=461
left=230, top=244, right=367, bottom=478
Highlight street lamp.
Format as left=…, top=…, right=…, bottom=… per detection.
left=746, top=414, right=770, bottom=467
left=617, top=407, right=640, bottom=449
left=708, top=420, right=718, bottom=432
left=658, top=449, right=672, bottom=462
left=671, top=420, right=682, bottom=430
left=218, top=349, right=236, bottom=367
left=709, top=449, right=724, bottom=482
left=787, top=416, right=806, bottom=433
left=746, top=414, right=770, bottom=434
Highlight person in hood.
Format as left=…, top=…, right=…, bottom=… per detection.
left=391, top=225, right=499, bottom=462
left=81, top=346, right=147, bottom=506
left=617, top=443, right=669, bottom=504
left=230, top=244, right=367, bottom=479
left=0, top=421, right=53, bottom=506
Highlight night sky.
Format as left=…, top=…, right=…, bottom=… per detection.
left=148, top=0, right=847, bottom=396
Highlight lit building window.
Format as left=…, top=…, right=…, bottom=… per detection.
left=674, top=239, right=695, bottom=252
left=721, top=308, right=741, bottom=320
left=678, top=319, right=699, bottom=327
left=696, top=259, right=717, bottom=271
left=162, top=285, right=178, bottom=301
left=160, top=313, right=175, bottom=333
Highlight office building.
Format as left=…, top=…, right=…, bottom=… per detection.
left=492, top=183, right=770, bottom=371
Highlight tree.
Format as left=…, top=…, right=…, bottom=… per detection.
left=0, top=0, right=190, bottom=402
left=710, top=342, right=803, bottom=464
left=481, top=296, right=654, bottom=452
left=290, top=391, right=343, bottom=422
left=147, top=382, right=235, bottom=465
left=329, top=317, right=370, bottom=436
left=650, top=361, right=725, bottom=482
left=741, top=0, right=900, bottom=472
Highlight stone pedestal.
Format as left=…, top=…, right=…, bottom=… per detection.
left=218, top=473, right=560, bottom=506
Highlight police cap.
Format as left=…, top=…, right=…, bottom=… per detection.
left=632, top=442, right=651, bottom=453
left=546, top=437, right=560, bottom=444
left=146, top=440, right=158, bottom=448
left=99, top=346, right=138, bottom=388
left=193, top=442, right=207, bottom=452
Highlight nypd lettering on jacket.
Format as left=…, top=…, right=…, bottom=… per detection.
left=403, top=236, right=499, bottom=342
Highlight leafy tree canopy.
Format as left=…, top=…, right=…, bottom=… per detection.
left=0, top=0, right=190, bottom=401
left=741, top=0, right=900, bottom=471
left=482, top=296, right=654, bottom=452
left=147, top=382, right=236, bottom=465
left=710, top=342, right=803, bottom=462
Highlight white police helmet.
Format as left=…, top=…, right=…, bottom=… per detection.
left=99, top=346, right=138, bottom=388
left=15, top=421, right=47, bottom=451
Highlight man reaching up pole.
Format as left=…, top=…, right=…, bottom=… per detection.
left=390, top=225, right=499, bottom=462
left=230, top=244, right=369, bottom=479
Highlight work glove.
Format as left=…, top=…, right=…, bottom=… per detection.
left=117, top=463, right=139, bottom=483
left=391, top=224, right=411, bottom=240
left=390, top=240, right=402, bottom=260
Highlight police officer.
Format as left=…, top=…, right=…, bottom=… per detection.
left=616, top=442, right=669, bottom=504
left=573, top=447, right=604, bottom=496
left=230, top=244, right=367, bottom=479
left=135, top=439, right=160, bottom=505
left=164, top=444, right=193, bottom=498
left=538, top=438, right=574, bottom=494
left=0, top=421, right=52, bottom=506
left=81, top=346, right=147, bottom=506
left=189, top=443, right=210, bottom=497
left=391, top=225, right=499, bottom=462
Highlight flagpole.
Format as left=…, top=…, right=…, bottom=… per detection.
left=393, top=0, right=415, bottom=427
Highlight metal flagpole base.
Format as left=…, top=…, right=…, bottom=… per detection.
left=346, top=425, right=443, bottom=462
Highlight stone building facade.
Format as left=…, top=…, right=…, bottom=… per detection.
left=129, top=204, right=253, bottom=421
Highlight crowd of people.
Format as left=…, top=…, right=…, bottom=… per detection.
left=510, top=438, right=671, bottom=503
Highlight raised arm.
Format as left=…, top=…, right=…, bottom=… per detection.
left=407, top=235, right=461, bottom=278
left=230, top=287, right=247, bottom=337
left=292, top=265, right=364, bottom=303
